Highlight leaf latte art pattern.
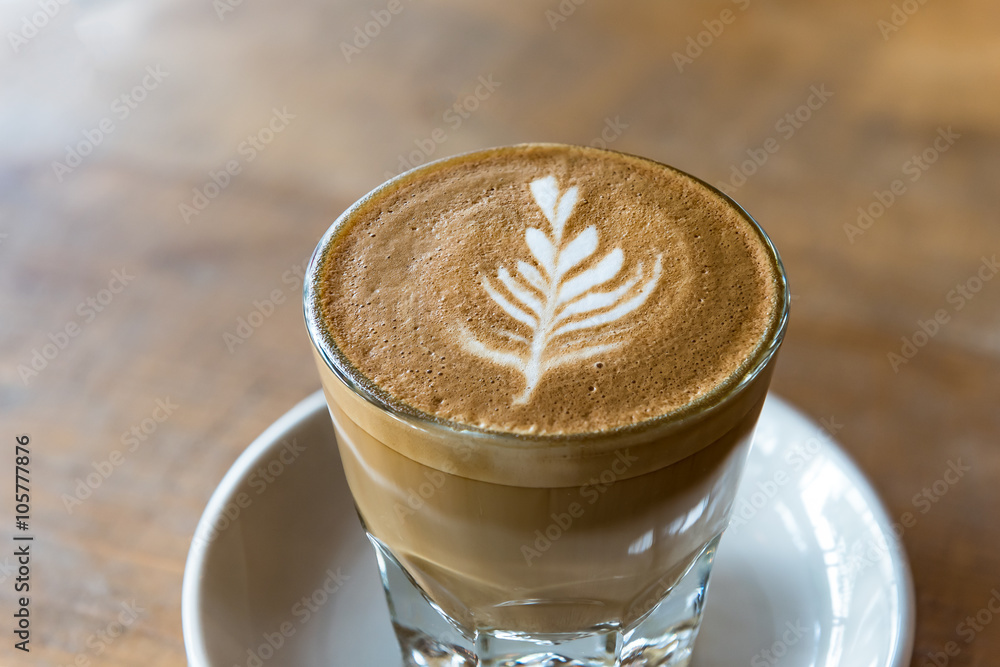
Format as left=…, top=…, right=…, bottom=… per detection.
left=461, top=175, right=663, bottom=405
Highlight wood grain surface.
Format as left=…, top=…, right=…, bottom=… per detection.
left=2, top=0, right=998, bottom=665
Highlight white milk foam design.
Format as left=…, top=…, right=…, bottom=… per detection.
left=461, top=175, right=663, bottom=405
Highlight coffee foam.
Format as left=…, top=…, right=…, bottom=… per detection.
left=313, top=144, right=782, bottom=436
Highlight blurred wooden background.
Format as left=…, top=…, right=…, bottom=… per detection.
left=1, top=0, right=998, bottom=664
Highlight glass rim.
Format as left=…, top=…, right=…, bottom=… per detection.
left=303, top=143, right=790, bottom=444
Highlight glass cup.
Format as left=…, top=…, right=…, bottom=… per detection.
left=304, top=149, right=789, bottom=666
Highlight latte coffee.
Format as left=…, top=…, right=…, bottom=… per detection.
left=305, top=144, right=788, bottom=664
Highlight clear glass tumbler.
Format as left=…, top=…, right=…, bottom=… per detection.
left=304, top=152, right=789, bottom=667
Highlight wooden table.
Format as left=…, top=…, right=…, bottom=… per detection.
left=2, top=0, right=997, bottom=664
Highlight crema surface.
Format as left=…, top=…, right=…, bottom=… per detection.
left=314, top=144, right=781, bottom=434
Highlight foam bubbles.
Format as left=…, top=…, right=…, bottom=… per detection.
left=317, top=145, right=780, bottom=435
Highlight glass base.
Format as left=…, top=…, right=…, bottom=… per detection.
left=371, top=535, right=721, bottom=667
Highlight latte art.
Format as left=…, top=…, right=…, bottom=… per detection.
left=461, top=175, right=663, bottom=405
left=312, top=144, right=781, bottom=434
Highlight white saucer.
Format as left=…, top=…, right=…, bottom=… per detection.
left=182, top=392, right=914, bottom=667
